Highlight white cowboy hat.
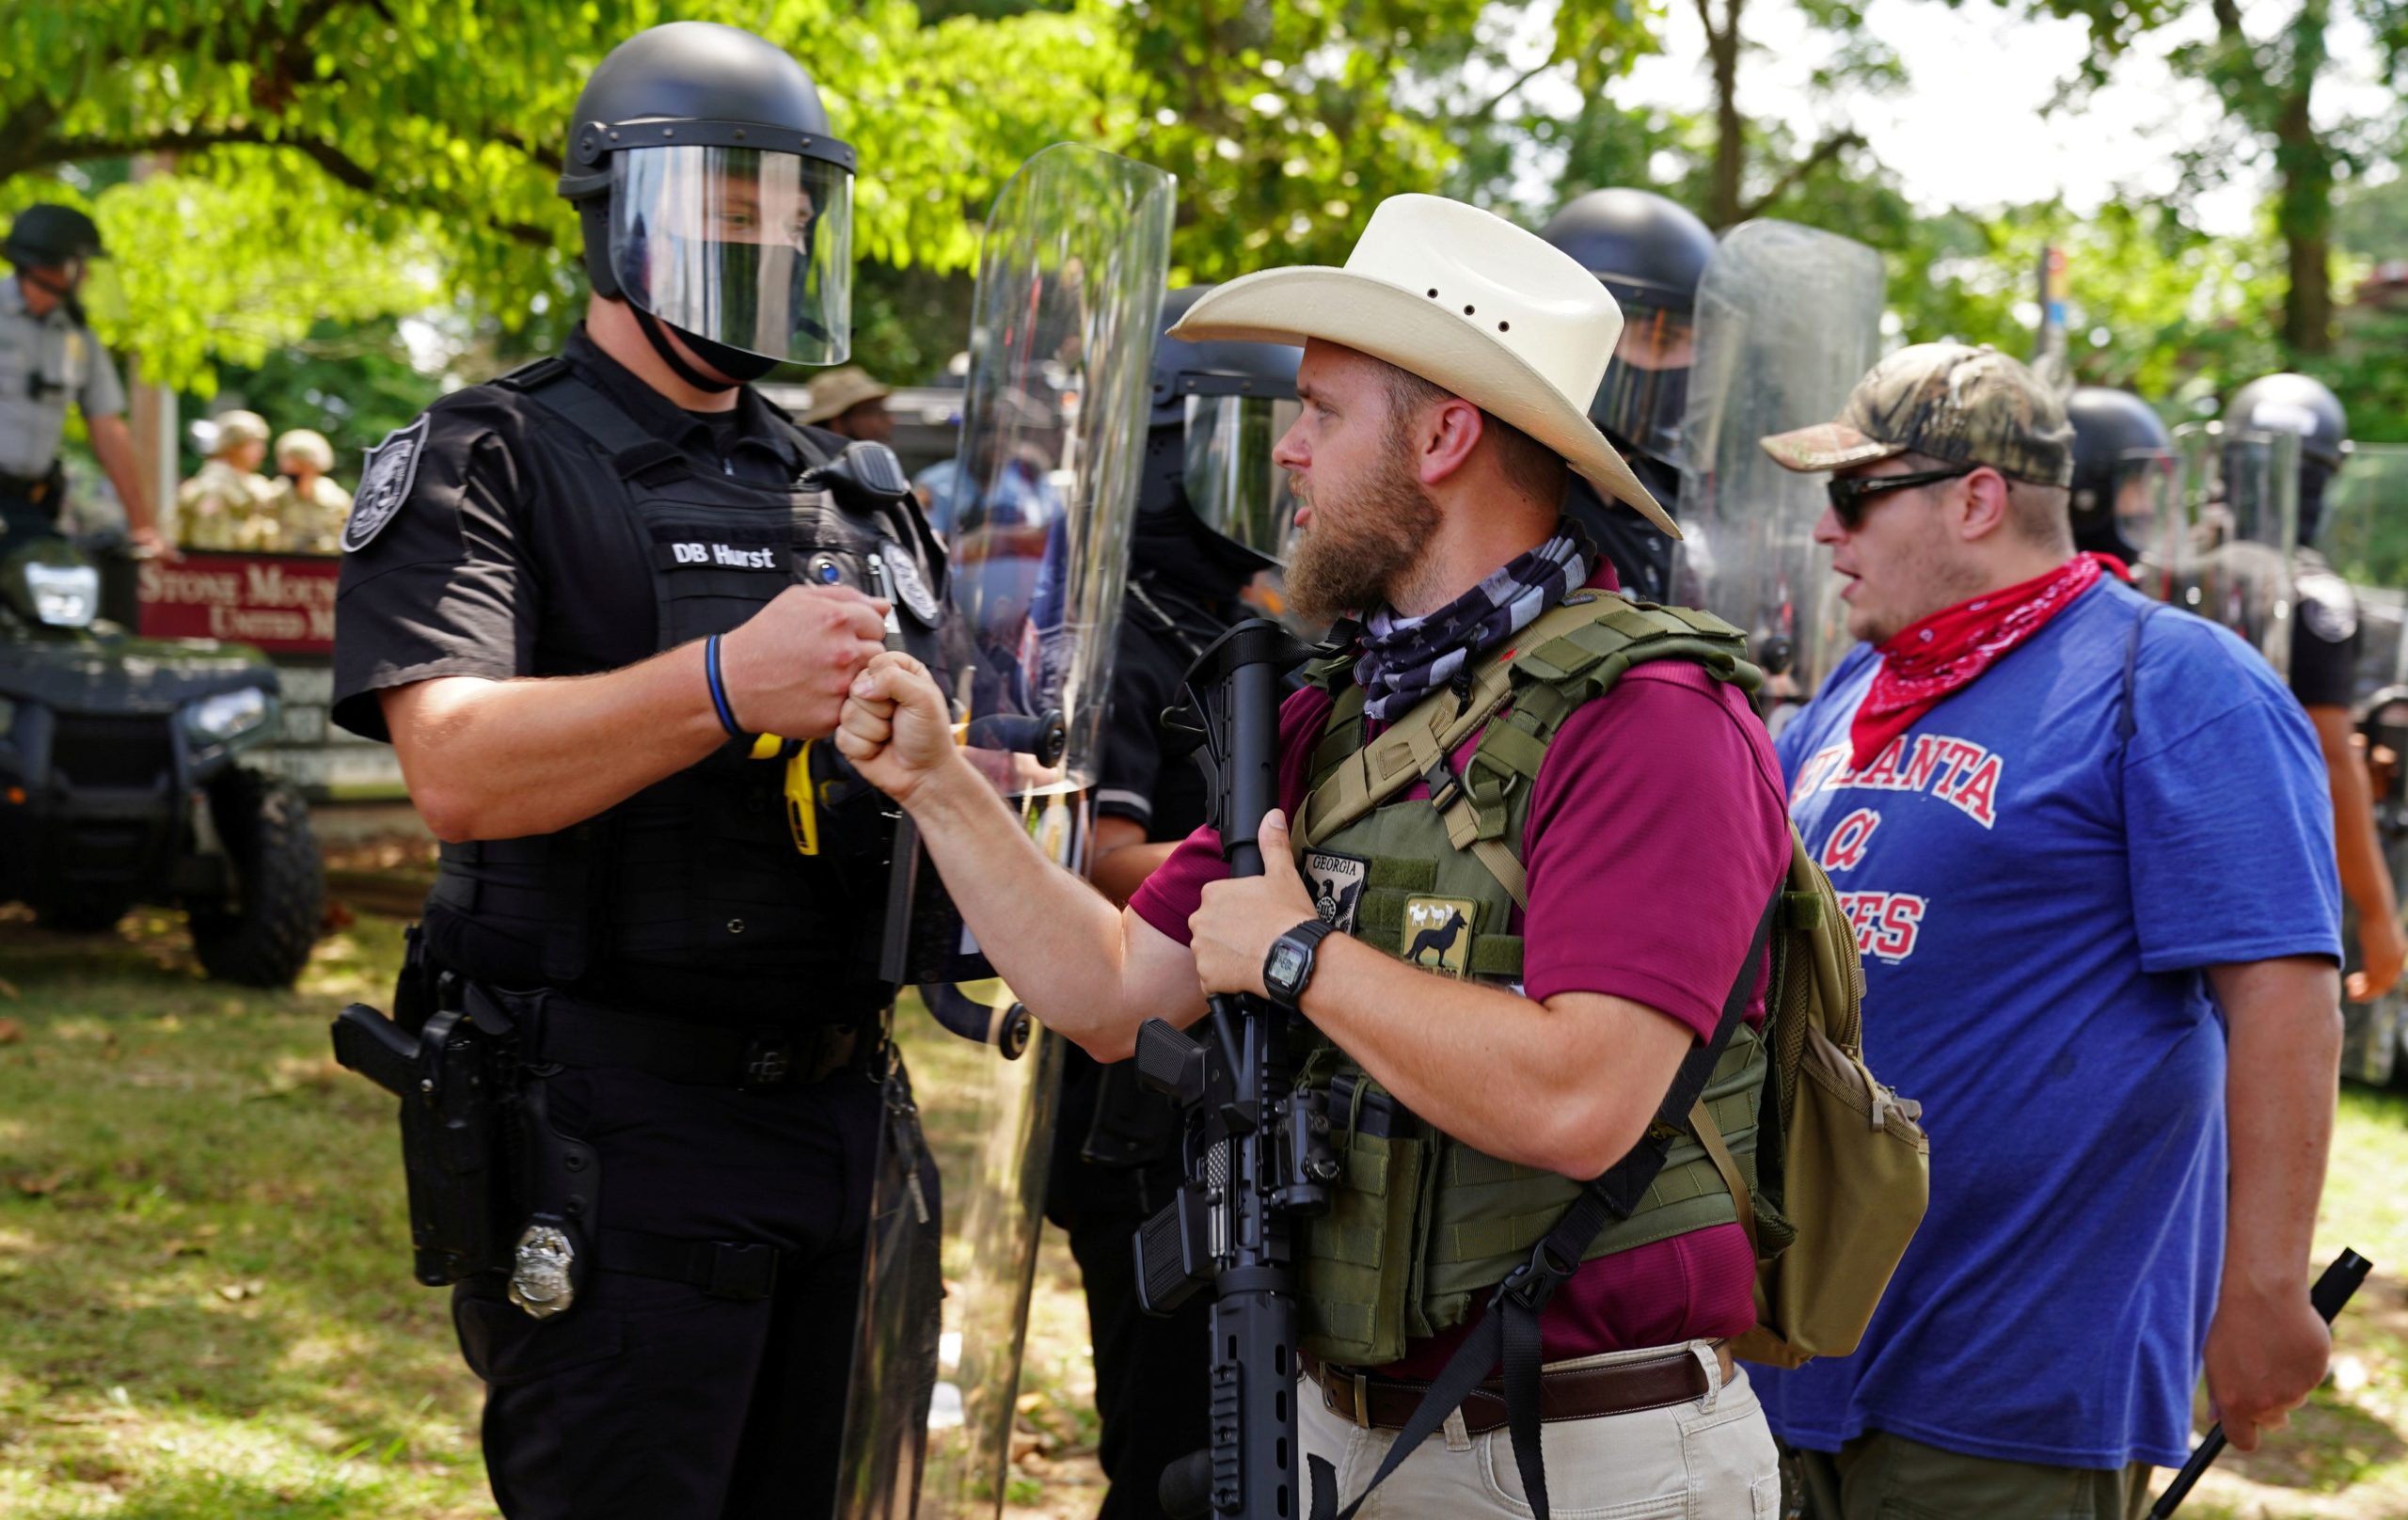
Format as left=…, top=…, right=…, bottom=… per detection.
left=1166, top=194, right=1677, bottom=539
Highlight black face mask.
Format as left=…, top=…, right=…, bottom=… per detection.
left=631, top=305, right=778, bottom=392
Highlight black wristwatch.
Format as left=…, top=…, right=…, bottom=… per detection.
left=1262, top=919, right=1337, bottom=1009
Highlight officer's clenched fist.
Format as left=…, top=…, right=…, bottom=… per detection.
left=717, top=585, right=892, bottom=738
left=837, top=651, right=958, bottom=805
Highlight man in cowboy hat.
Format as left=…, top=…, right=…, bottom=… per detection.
left=833, top=194, right=1791, bottom=1516
left=799, top=364, right=894, bottom=444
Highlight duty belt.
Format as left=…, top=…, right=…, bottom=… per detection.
left=1301, top=1345, right=1730, bottom=1433
left=508, top=986, right=890, bottom=1091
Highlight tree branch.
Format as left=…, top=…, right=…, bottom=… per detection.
left=1737, top=127, right=1866, bottom=218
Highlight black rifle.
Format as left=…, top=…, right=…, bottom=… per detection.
left=2146, top=1246, right=2373, bottom=1517
left=1130, top=618, right=1334, bottom=1520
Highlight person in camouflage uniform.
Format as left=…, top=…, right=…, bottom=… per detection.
left=178, top=409, right=281, bottom=550
left=267, top=427, right=354, bottom=553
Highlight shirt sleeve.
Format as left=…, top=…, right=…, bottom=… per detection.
left=78, top=333, right=125, bottom=420
left=1520, top=663, right=1794, bottom=1038
left=2287, top=578, right=2360, bottom=711
left=1127, top=684, right=1336, bottom=945
left=2125, top=615, right=2343, bottom=972
left=331, top=400, right=534, bottom=742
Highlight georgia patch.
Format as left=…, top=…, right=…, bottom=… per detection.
left=879, top=539, right=943, bottom=626
left=341, top=416, right=431, bottom=553
left=2299, top=571, right=2358, bottom=644
left=1304, top=850, right=1368, bottom=933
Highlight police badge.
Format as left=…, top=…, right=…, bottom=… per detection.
left=341, top=414, right=431, bottom=553
left=508, top=1219, right=579, bottom=1320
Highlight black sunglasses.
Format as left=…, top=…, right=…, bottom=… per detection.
left=1827, top=466, right=1975, bottom=528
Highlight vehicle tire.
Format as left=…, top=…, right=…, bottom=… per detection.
left=37, top=895, right=134, bottom=934
left=189, top=768, right=325, bottom=988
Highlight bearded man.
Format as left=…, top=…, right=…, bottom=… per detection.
left=832, top=194, right=1793, bottom=1517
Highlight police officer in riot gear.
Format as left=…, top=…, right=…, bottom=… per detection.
left=2065, top=386, right=2173, bottom=563
left=1537, top=188, right=1716, bottom=601
left=331, top=23, right=944, bottom=1518
left=0, top=205, right=164, bottom=553
left=2225, top=372, right=2405, bottom=1003
left=1046, top=284, right=1299, bottom=1518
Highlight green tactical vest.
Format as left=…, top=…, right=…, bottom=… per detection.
left=1289, top=592, right=1770, bottom=1367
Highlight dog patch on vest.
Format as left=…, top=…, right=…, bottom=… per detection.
left=341, top=415, right=430, bottom=552
left=1401, top=896, right=1480, bottom=977
left=1305, top=850, right=1368, bottom=933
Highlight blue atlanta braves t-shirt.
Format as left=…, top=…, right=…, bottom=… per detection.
left=1752, top=578, right=2340, bottom=1470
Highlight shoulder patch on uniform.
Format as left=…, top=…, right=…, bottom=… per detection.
left=2299, top=572, right=2358, bottom=643
left=879, top=539, right=943, bottom=626
left=341, top=416, right=431, bottom=553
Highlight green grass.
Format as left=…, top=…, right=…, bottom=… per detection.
left=0, top=906, right=1111, bottom=1518
left=17, top=903, right=2408, bottom=1517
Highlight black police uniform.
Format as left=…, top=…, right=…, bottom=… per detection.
left=2291, top=546, right=2362, bottom=712
left=1042, top=514, right=1248, bottom=1519
left=333, top=324, right=949, bottom=1519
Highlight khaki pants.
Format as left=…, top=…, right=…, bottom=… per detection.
left=1301, top=1340, right=1780, bottom=1518
left=1783, top=1431, right=2156, bottom=1520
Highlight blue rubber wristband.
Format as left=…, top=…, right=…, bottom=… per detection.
left=705, top=634, right=745, bottom=738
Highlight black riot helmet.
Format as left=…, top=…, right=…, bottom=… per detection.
left=1537, top=188, right=1716, bottom=472
left=2224, top=372, right=2351, bottom=544
left=4, top=204, right=104, bottom=269
left=1139, top=285, right=1303, bottom=574
left=2066, top=387, right=2174, bottom=562
left=557, top=23, right=857, bottom=386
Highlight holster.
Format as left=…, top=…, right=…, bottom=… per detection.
left=329, top=951, right=518, bottom=1287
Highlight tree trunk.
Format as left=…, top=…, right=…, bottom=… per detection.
left=1701, top=0, right=1747, bottom=229
left=2274, top=0, right=2337, bottom=354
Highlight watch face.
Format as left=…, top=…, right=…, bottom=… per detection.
left=1268, top=940, right=1308, bottom=991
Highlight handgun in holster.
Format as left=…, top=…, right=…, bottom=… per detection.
left=331, top=967, right=515, bottom=1287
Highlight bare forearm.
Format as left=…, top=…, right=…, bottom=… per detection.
left=905, top=757, right=1161, bottom=1047
left=1299, top=936, right=1687, bottom=1178
left=384, top=647, right=727, bottom=841
left=87, top=416, right=153, bottom=531
left=2211, top=958, right=2340, bottom=1299
left=2323, top=733, right=2397, bottom=923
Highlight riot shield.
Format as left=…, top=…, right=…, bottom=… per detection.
left=2147, top=422, right=2299, bottom=679
left=1672, top=220, right=1885, bottom=717
left=837, top=142, right=1174, bottom=1520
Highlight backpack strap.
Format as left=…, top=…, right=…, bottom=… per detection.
left=1314, top=889, right=1782, bottom=1520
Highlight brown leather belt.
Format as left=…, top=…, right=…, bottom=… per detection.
left=1302, top=1344, right=1732, bottom=1434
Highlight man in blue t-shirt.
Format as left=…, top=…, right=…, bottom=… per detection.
left=1749, top=343, right=2343, bottom=1519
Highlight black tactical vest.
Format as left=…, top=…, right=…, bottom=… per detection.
left=428, top=360, right=953, bottom=1019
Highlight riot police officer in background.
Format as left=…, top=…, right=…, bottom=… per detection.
left=0, top=205, right=165, bottom=553
left=1047, top=285, right=1299, bottom=1519
left=1536, top=187, right=1715, bottom=601
left=2226, top=372, right=2405, bottom=1004
left=2065, top=385, right=2173, bottom=563
left=331, top=23, right=940, bottom=1518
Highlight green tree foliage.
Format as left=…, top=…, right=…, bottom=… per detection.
left=1, top=0, right=1140, bottom=388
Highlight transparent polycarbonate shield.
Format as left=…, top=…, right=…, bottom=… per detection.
left=610, top=145, right=854, bottom=365
left=1184, top=392, right=1304, bottom=563
left=1673, top=219, right=1885, bottom=712
left=837, top=143, right=1174, bottom=1520
left=2321, top=442, right=2408, bottom=589
left=2152, top=422, right=2299, bottom=678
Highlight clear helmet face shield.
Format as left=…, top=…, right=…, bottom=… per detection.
left=1589, top=295, right=1694, bottom=469
left=610, top=144, right=853, bottom=366
left=1182, top=389, right=1302, bottom=565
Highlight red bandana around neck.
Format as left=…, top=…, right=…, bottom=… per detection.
left=1847, top=552, right=2126, bottom=768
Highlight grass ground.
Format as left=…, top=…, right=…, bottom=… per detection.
left=1, top=900, right=2405, bottom=1517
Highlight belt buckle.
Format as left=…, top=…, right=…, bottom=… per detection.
left=740, top=1032, right=795, bottom=1091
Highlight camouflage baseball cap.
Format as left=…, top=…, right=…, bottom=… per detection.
left=1760, top=342, right=2075, bottom=487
